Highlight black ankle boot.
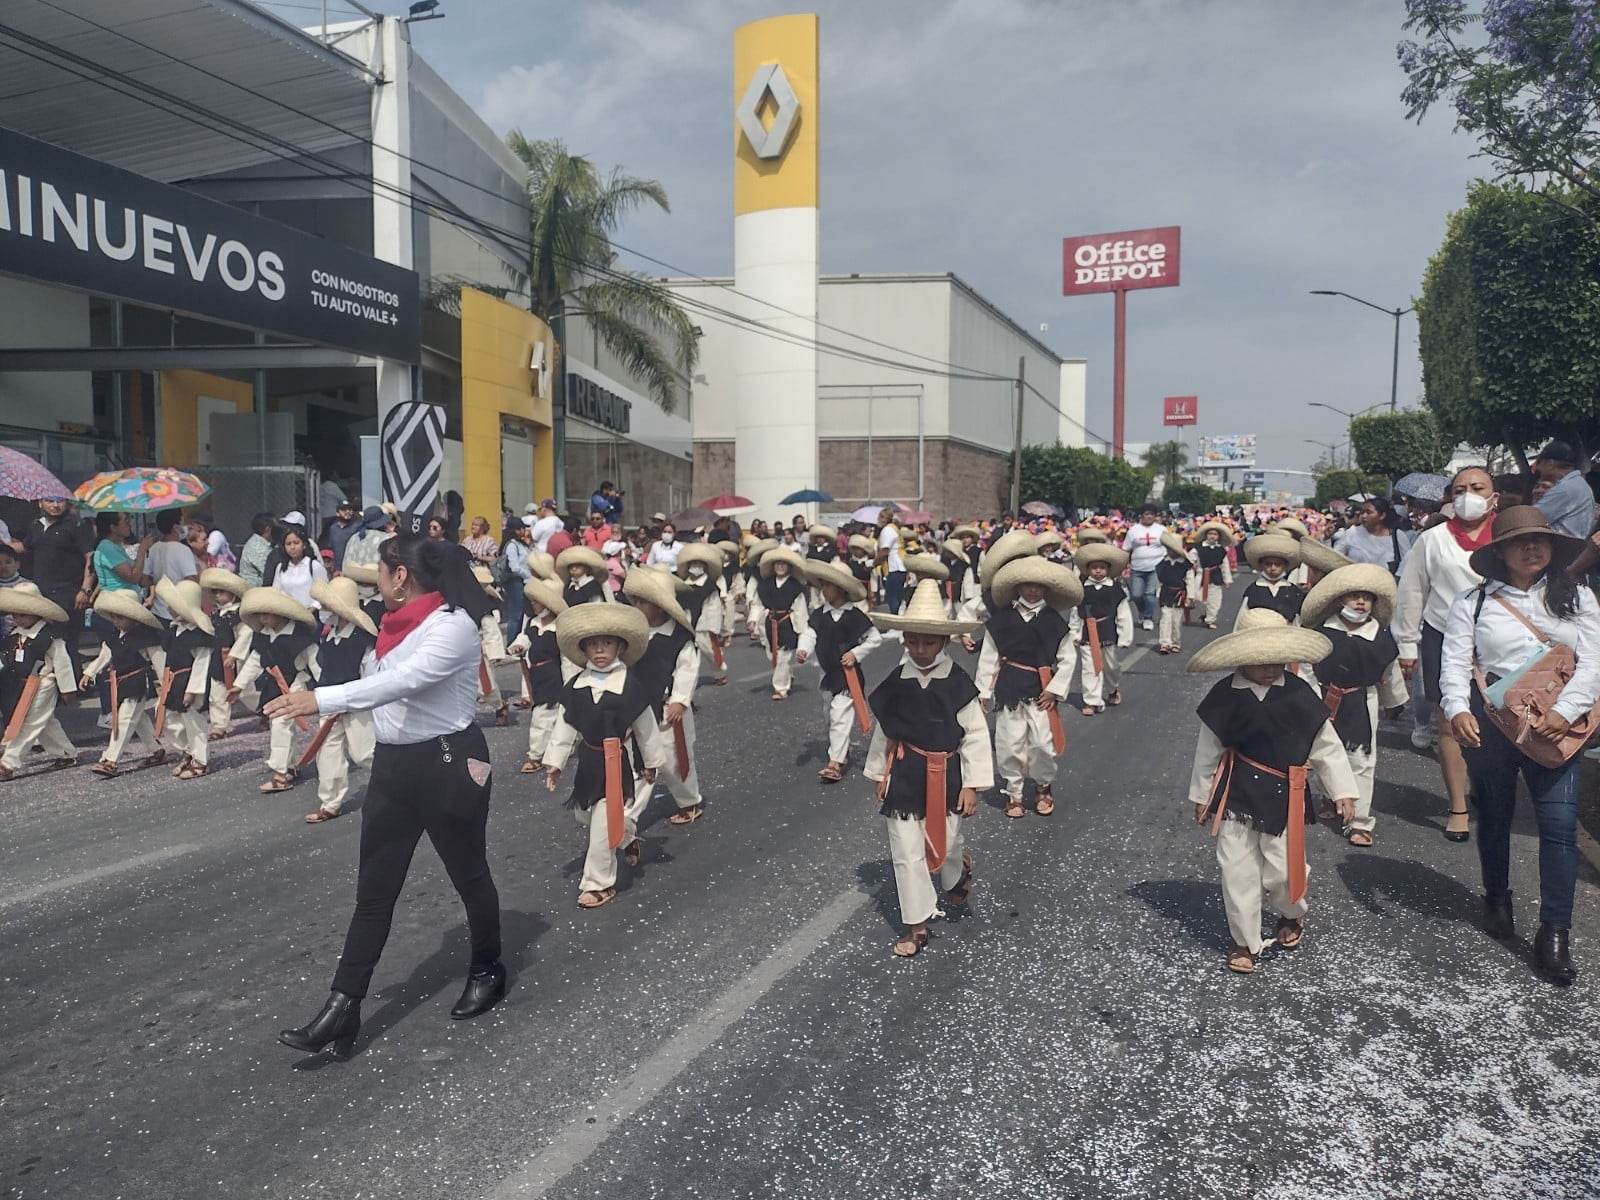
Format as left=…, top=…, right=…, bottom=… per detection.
left=278, top=991, right=361, bottom=1057
left=1483, top=892, right=1515, bottom=941
left=451, top=961, right=507, bottom=1020
left=1535, top=923, right=1577, bottom=986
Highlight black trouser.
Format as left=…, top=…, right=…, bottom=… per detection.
left=332, top=724, right=501, bottom=999
left=44, top=587, right=84, bottom=676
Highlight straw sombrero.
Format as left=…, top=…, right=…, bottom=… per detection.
left=342, top=560, right=380, bottom=587
left=311, top=576, right=377, bottom=636
left=904, top=552, right=949, bottom=582
left=156, top=577, right=215, bottom=635
left=803, top=558, right=867, bottom=602
left=1159, top=530, right=1188, bottom=557
left=870, top=579, right=983, bottom=636
left=675, top=543, right=724, bottom=577
left=1273, top=518, right=1309, bottom=539
left=239, top=587, right=315, bottom=632
left=523, top=576, right=566, bottom=616
left=1243, top=532, right=1301, bottom=569
left=1073, top=543, right=1129, bottom=573
left=94, top=588, right=161, bottom=630
left=555, top=599, right=649, bottom=668
left=1187, top=621, right=1332, bottom=674
left=1299, top=563, right=1397, bottom=629
left=760, top=546, right=807, bottom=578
left=808, top=524, right=836, bottom=544
left=556, top=545, right=607, bottom=578
left=1074, top=526, right=1109, bottom=545
left=471, top=564, right=503, bottom=601
left=1297, top=538, right=1351, bottom=575
left=1036, top=529, right=1065, bottom=554
left=978, top=529, right=1039, bottom=588
left=950, top=524, right=981, bottom=541
left=0, top=582, right=67, bottom=624
left=847, top=534, right=877, bottom=556
left=1196, top=521, right=1234, bottom=542
left=640, top=562, right=696, bottom=593
left=1237, top=608, right=1290, bottom=632
left=718, top=540, right=740, bottom=558
left=528, top=551, right=558, bottom=582
left=992, top=556, right=1084, bottom=608
left=622, top=567, right=692, bottom=629
left=1468, top=505, right=1584, bottom=581
left=746, top=537, right=780, bottom=566
left=199, top=567, right=248, bottom=597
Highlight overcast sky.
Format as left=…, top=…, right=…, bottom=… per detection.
left=377, top=0, right=1479, bottom=486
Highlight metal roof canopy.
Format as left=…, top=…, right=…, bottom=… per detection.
left=0, top=0, right=375, bottom=184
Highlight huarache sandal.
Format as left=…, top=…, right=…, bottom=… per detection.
left=1034, top=789, right=1056, bottom=817
left=90, top=760, right=118, bottom=778
left=1227, top=945, right=1256, bottom=974
left=519, top=758, right=543, bottom=774
left=494, top=707, right=511, bottom=727
left=893, top=927, right=930, bottom=958
left=1275, top=917, right=1303, bottom=950
left=180, top=763, right=209, bottom=780
left=1347, top=829, right=1374, bottom=848
left=817, top=762, right=844, bottom=783
left=305, top=806, right=341, bottom=823
left=143, top=749, right=167, bottom=767
left=259, top=771, right=297, bottom=794
left=0, top=765, right=13, bottom=782
left=208, top=729, right=230, bottom=741
left=578, top=887, right=616, bottom=909
left=172, top=756, right=193, bottom=778
left=771, top=691, right=788, bottom=701
left=50, top=757, right=77, bottom=769
left=1080, top=705, right=1102, bottom=716
left=668, top=804, right=704, bottom=825
left=1004, top=796, right=1025, bottom=819
left=946, top=855, right=975, bottom=906
left=1107, top=690, right=1123, bottom=707
left=623, top=839, right=643, bottom=867
left=514, top=698, right=532, bottom=709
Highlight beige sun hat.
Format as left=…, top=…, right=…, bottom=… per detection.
left=556, top=545, right=607, bottom=578
left=0, top=581, right=67, bottom=625
left=1196, top=520, right=1235, bottom=542
left=760, top=546, right=807, bottom=578
left=527, top=551, right=558, bottom=582
left=1160, top=530, right=1188, bottom=557
left=341, top=560, right=380, bottom=587
left=803, top=558, right=867, bottom=602
left=1035, top=529, right=1065, bottom=555
left=1273, top=517, right=1310, bottom=539
left=156, top=577, right=215, bottom=635
left=808, top=524, right=836, bottom=543
left=199, top=567, right=248, bottom=597
left=950, top=523, right=981, bottom=541
left=904, top=552, right=949, bottom=582
left=1074, top=526, right=1109, bottom=545
left=746, top=537, right=780, bottom=566
left=311, top=576, right=377, bottom=636
left=1297, top=538, right=1351, bottom=576
left=1073, top=543, right=1130, bottom=573
left=992, top=556, right=1085, bottom=608
left=523, top=576, right=567, bottom=617
left=847, top=533, right=877, bottom=556
left=1243, top=532, right=1301, bottom=570
left=978, top=529, right=1039, bottom=588
left=1299, top=563, right=1397, bottom=629
left=239, top=587, right=315, bottom=632
left=622, top=567, right=692, bottom=629
left=471, top=564, right=503, bottom=601
left=675, top=543, right=725, bottom=577
left=555, top=598, right=649, bottom=668
left=870, top=579, right=983, bottom=636
left=1187, top=621, right=1332, bottom=674
left=94, top=588, right=161, bottom=630
left=1237, top=607, right=1291, bottom=633
left=718, top=540, right=740, bottom=557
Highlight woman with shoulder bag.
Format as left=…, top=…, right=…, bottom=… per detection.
left=1338, top=496, right=1413, bottom=575
left=1440, top=506, right=1600, bottom=985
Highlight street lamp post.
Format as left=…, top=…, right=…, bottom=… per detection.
left=1305, top=438, right=1348, bottom=470
left=1309, top=290, right=1414, bottom=412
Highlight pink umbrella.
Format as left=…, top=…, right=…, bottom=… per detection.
left=0, top=446, right=72, bottom=501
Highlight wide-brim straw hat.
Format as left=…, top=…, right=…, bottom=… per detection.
left=1196, top=521, right=1235, bottom=542
left=199, top=567, right=248, bottom=597
left=1468, top=505, right=1584, bottom=580
left=341, top=560, right=380, bottom=587
left=675, top=543, right=725, bottom=577
left=718, top=541, right=740, bottom=558
left=1160, top=530, right=1188, bottom=557
left=1074, top=526, right=1109, bottom=545
left=847, top=534, right=877, bottom=556
left=528, top=551, right=558, bottom=582
left=904, top=552, right=949, bottom=581
left=555, top=599, right=649, bottom=668
left=240, top=587, right=316, bottom=631
left=311, top=576, right=378, bottom=636
left=1073, top=543, right=1129, bottom=573
left=1298, top=538, right=1352, bottom=575
left=978, top=529, right=1039, bottom=588
left=760, top=546, right=807, bottom=578
left=746, top=537, right=780, bottom=566
left=1244, top=532, right=1301, bottom=569
left=803, top=558, right=867, bottom=602
left=471, top=564, right=503, bottom=601
left=808, top=524, right=836, bottom=543
left=622, top=567, right=692, bottom=629
left=869, top=579, right=982, bottom=636
left=1036, top=529, right=1065, bottom=554
left=0, top=581, right=67, bottom=624
left=1187, top=624, right=1333, bottom=674
left=556, top=545, right=607, bottom=578
left=1273, top=518, right=1309, bottom=539
left=992, top=556, right=1084, bottom=608
left=523, top=576, right=567, bottom=616
left=156, top=577, right=215, bottom=635
left=1237, top=608, right=1290, bottom=632
left=1300, top=563, right=1397, bottom=629
left=94, top=588, right=161, bottom=630
left=950, top=524, right=981, bottom=541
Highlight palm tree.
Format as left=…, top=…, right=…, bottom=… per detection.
left=507, top=133, right=699, bottom=414
left=1144, top=439, right=1190, bottom=489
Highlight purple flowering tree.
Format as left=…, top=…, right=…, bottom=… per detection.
left=1400, top=0, right=1600, bottom=216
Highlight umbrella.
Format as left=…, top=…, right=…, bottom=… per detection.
left=670, top=506, right=719, bottom=529
left=895, top=509, right=934, bottom=525
left=1345, top=492, right=1376, bottom=504
left=1021, top=499, right=1061, bottom=517
left=779, top=488, right=834, bottom=505
left=1393, top=472, right=1448, bottom=504
left=851, top=502, right=896, bottom=523
left=699, top=493, right=756, bottom=516
left=0, top=446, right=72, bottom=501
left=73, top=467, right=210, bottom=512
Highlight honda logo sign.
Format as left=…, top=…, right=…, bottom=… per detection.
left=1163, top=395, right=1198, bottom=426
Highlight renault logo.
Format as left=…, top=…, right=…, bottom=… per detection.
left=736, top=62, right=800, bottom=160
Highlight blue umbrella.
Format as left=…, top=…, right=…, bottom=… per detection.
left=780, top=488, right=834, bottom=504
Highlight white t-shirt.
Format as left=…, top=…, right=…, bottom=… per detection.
left=273, top=555, right=328, bottom=611
left=528, top=514, right=564, bottom=553
left=145, top=539, right=199, bottom=619
left=878, top=524, right=904, bottom=573
left=1121, top=521, right=1167, bottom=573
left=1338, top=525, right=1413, bottom=570
left=646, top=539, right=683, bottom=568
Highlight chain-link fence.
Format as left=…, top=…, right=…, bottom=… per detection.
left=171, top=465, right=322, bottom=547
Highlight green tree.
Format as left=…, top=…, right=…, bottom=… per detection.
left=1165, top=480, right=1219, bottom=513
left=1019, top=444, right=1155, bottom=513
left=507, top=133, right=699, bottom=413
left=1348, top=410, right=1453, bottom=480
left=1144, top=440, right=1189, bottom=489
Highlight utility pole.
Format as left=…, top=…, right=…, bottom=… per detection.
left=1390, top=308, right=1401, bottom=412
left=1009, top=356, right=1025, bottom=514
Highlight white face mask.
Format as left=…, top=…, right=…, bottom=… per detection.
left=660, top=533, right=674, bottom=544
left=586, top=658, right=622, bottom=676
left=1017, top=595, right=1045, bottom=613
left=688, top=564, right=706, bottom=578
left=1339, top=606, right=1369, bottom=625
left=1453, top=492, right=1491, bottom=522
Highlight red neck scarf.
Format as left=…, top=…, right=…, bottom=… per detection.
left=375, top=591, right=446, bottom=659
left=1446, top=517, right=1495, bottom=553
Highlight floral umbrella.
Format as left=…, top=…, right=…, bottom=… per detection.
left=0, top=446, right=73, bottom=501
left=73, top=467, right=210, bottom=513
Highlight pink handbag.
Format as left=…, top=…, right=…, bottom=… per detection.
left=1473, top=592, right=1600, bottom=767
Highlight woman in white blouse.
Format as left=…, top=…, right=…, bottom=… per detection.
left=1338, top=496, right=1413, bottom=573
left=267, top=535, right=506, bottom=1058
left=1440, top=506, right=1599, bottom=986
left=269, top=527, right=328, bottom=612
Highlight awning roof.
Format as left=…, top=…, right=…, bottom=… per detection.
left=0, top=0, right=374, bottom=184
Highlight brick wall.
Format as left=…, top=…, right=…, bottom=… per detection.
left=693, top=441, right=736, bottom=500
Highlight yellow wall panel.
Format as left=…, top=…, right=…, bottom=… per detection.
left=157, top=369, right=253, bottom=465
left=460, top=287, right=555, bottom=528
left=733, top=13, right=819, bottom=215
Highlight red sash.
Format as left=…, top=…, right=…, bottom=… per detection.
left=843, top=663, right=872, bottom=734
left=1002, top=658, right=1066, bottom=754
left=1203, top=749, right=1309, bottom=904
left=877, top=740, right=953, bottom=870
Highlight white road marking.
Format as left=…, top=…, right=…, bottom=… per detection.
left=0, top=844, right=201, bottom=911
left=491, top=887, right=868, bottom=1198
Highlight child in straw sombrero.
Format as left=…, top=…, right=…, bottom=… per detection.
left=507, top=577, right=574, bottom=775
left=623, top=567, right=707, bottom=827
left=795, top=558, right=882, bottom=783
left=944, top=525, right=982, bottom=624
left=1155, top=531, right=1194, bottom=655
left=1192, top=522, right=1235, bottom=628
left=677, top=543, right=734, bottom=687
left=542, top=603, right=665, bottom=909
left=1186, top=609, right=1359, bottom=974
left=1069, top=544, right=1135, bottom=714
left=976, top=557, right=1082, bottom=818
left=80, top=589, right=167, bottom=778
left=0, top=583, right=78, bottom=781
left=154, top=578, right=216, bottom=781
left=1298, top=563, right=1407, bottom=848
left=1234, top=532, right=1306, bottom=629
left=749, top=546, right=809, bottom=700
left=557, top=545, right=614, bottom=607
left=846, top=534, right=878, bottom=610
left=200, top=567, right=255, bottom=740
left=302, top=577, right=379, bottom=823
left=471, top=565, right=513, bottom=727
left=236, top=588, right=319, bottom=794
left=865, top=579, right=992, bottom=958
left=742, top=537, right=779, bottom=628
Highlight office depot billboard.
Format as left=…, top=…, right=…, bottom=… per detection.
left=1062, top=226, right=1181, bottom=295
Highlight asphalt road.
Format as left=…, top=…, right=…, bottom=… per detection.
left=3, top=580, right=1599, bottom=1200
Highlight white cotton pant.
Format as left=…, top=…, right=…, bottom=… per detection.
left=1201, top=583, right=1224, bottom=626
left=267, top=714, right=297, bottom=772
left=526, top=702, right=562, bottom=763
left=208, top=678, right=260, bottom=734
left=1345, top=744, right=1376, bottom=834
left=697, top=630, right=727, bottom=680
left=886, top=813, right=967, bottom=925
left=995, top=703, right=1057, bottom=797
left=104, top=699, right=159, bottom=765
left=1158, top=605, right=1184, bottom=647
left=168, top=698, right=210, bottom=768
left=1216, top=818, right=1308, bottom=955
left=771, top=648, right=794, bottom=694
left=1, top=676, right=74, bottom=769
left=575, top=777, right=652, bottom=892
left=1077, top=644, right=1122, bottom=709
left=825, top=690, right=855, bottom=763
left=659, top=707, right=702, bottom=810
left=315, top=712, right=375, bottom=813
left=478, top=660, right=502, bottom=709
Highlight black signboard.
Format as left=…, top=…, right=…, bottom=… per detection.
left=567, top=371, right=632, bottom=434
left=0, top=125, right=419, bottom=362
